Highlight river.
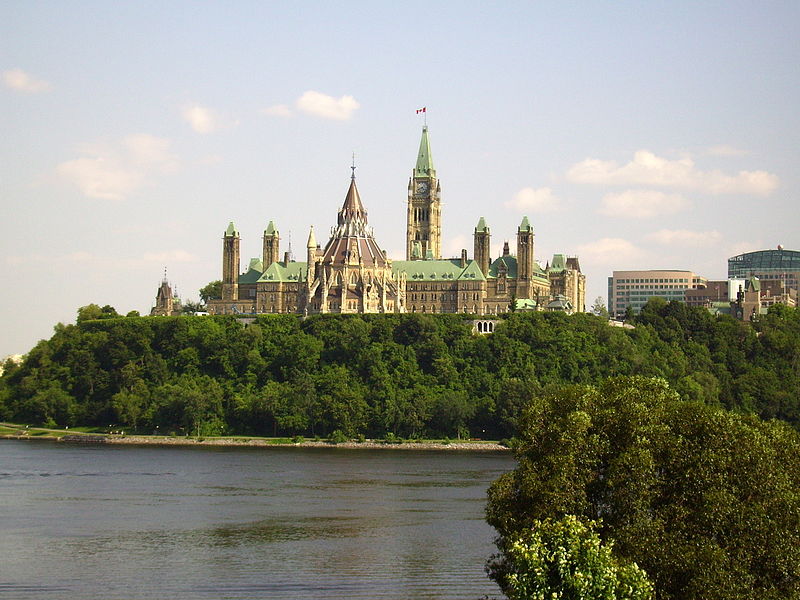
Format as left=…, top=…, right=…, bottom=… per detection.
left=0, top=440, right=514, bottom=599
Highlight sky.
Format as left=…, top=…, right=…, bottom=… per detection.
left=2, top=1, right=798, bottom=357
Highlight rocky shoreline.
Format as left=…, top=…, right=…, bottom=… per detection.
left=103, top=435, right=507, bottom=451
left=2, top=432, right=507, bottom=451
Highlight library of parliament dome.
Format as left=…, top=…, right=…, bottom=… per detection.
left=202, top=126, right=585, bottom=317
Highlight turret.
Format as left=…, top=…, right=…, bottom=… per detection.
left=516, top=216, right=534, bottom=299
left=262, top=221, right=280, bottom=267
left=474, top=216, right=491, bottom=277
left=222, top=221, right=240, bottom=301
left=306, top=226, right=317, bottom=284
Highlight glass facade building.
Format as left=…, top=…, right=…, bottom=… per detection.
left=728, top=248, right=800, bottom=290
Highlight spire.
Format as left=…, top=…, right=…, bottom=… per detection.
left=339, top=173, right=367, bottom=224
left=225, top=221, right=238, bottom=237
left=264, top=220, right=277, bottom=236
left=518, top=216, right=532, bottom=232
left=307, top=226, right=317, bottom=249
left=475, top=216, right=489, bottom=233
left=414, top=125, right=435, bottom=177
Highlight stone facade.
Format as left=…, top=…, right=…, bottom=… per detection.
left=207, top=127, right=585, bottom=316
left=150, top=277, right=182, bottom=316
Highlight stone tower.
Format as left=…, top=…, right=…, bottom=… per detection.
left=516, top=216, right=534, bottom=299
left=474, top=216, right=491, bottom=277
left=406, top=126, right=441, bottom=260
left=262, top=221, right=280, bottom=268
left=222, top=221, right=240, bottom=301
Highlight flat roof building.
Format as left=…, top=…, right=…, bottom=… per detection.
left=728, top=247, right=800, bottom=291
left=608, top=270, right=707, bottom=319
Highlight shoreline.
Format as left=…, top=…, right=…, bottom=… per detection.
left=1, top=433, right=507, bottom=452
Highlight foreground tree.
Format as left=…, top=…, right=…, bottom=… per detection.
left=486, top=376, right=800, bottom=600
left=489, top=515, right=653, bottom=600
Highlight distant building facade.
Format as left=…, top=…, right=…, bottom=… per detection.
left=206, top=127, right=586, bottom=317
left=728, top=247, right=800, bottom=291
left=686, top=277, right=797, bottom=320
left=607, top=270, right=708, bottom=319
left=150, top=275, right=182, bottom=316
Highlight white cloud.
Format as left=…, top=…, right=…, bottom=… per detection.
left=296, top=90, right=360, bottom=120
left=57, top=134, right=178, bottom=200
left=728, top=241, right=763, bottom=258
left=646, top=229, right=722, bottom=247
left=575, top=237, right=643, bottom=266
left=506, top=187, right=561, bottom=212
left=598, top=190, right=690, bottom=218
left=707, top=145, right=748, bottom=157
left=567, top=150, right=778, bottom=196
left=182, top=104, right=220, bottom=133
left=261, top=104, right=292, bottom=118
left=3, top=68, right=51, bottom=93
left=124, top=134, right=179, bottom=170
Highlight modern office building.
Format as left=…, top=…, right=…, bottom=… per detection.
left=728, top=247, right=800, bottom=291
left=607, top=270, right=707, bottom=319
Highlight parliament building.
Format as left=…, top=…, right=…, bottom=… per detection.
left=206, top=127, right=585, bottom=317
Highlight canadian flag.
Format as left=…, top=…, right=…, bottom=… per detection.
left=416, top=107, right=426, bottom=114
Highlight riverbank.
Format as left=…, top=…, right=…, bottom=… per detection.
left=104, top=435, right=506, bottom=451
left=0, top=424, right=507, bottom=451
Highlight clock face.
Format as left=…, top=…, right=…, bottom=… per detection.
left=416, top=181, right=429, bottom=194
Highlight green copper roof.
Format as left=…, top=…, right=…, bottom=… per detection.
left=392, top=259, right=487, bottom=282
left=414, top=126, right=435, bottom=177
left=264, top=221, right=277, bottom=236
left=257, top=261, right=307, bottom=283
left=225, top=221, right=238, bottom=237
left=239, top=258, right=265, bottom=284
left=475, top=216, right=489, bottom=233
left=518, top=216, right=532, bottom=232
left=514, top=298, right=539, bottom=311
left=488, top=255, right=548, bottom=281
left=549, top=253, right=566, bottom=272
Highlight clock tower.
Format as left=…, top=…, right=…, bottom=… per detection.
left=406, top=126, right=441, bottom=260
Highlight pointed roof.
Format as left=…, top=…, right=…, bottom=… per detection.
left=414, top=126, right=436, bottom=177
left=338, top=175, right=367, bottom=224
left=518, top=216, right=532, bottom=232
left=264, top=221, right=278, bottom=236
left=475, top=216, right=489, bottom=233
left=319, top=171, right=389, bottom=268
left=307, top=226, right=317, bottom=249
left=225, top=221, right=238, bottom=237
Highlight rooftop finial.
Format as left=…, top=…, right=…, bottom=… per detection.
left=351, top=152, right=356, bottom=180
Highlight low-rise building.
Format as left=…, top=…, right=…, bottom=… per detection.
left=607, top=270, right=707, bottom=319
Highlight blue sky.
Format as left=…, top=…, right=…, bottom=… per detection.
left=2, top=1, right=798, bottom=357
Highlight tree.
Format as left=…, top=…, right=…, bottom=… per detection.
left=199, top=280, right=223, bottom=303
left=486, top=376, right=800, bottom=600
left=623, top=304, right=635, bottom=322
left=590, top=296, right=609, bottom=319
left=77, top=304, right=103, bottom=323
left=488, top=515, right=653, bottom=600
left=182, top=301, right=204, bottom=315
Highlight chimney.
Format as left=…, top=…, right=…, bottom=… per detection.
left=460, top=248, right=467, bottom=268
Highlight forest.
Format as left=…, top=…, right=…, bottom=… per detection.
left=1, top=299, right=798, bottom=440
